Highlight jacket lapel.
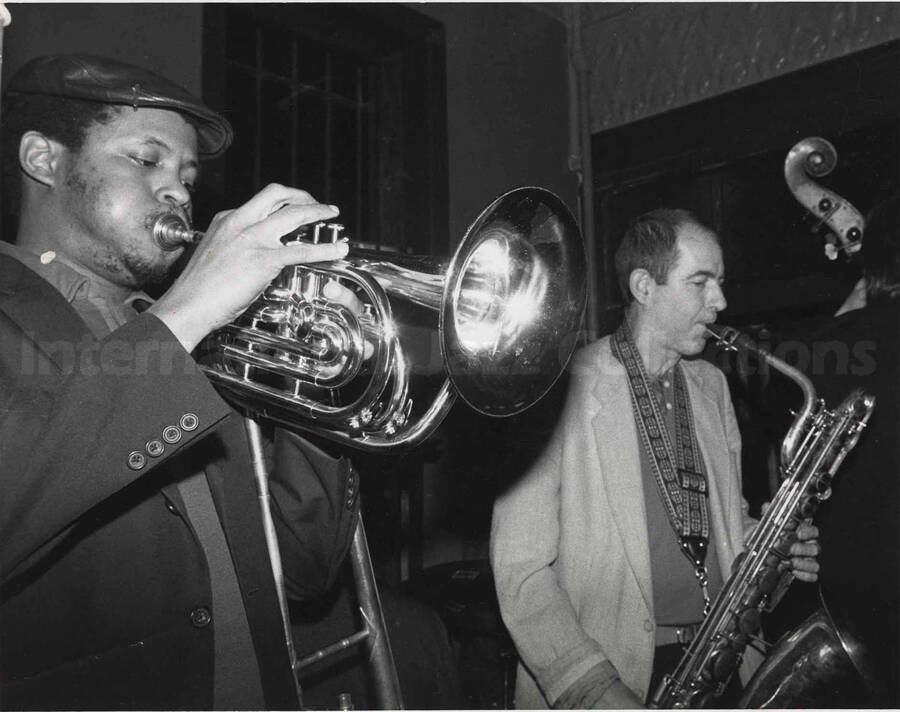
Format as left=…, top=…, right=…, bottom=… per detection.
left=682, top=363, right=741, bottom=570
left=589, top=343, right=654, bottom=610
left=0, top=254, right=93, bottom=370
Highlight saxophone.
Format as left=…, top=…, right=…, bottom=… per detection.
left=649, top=324, right=875, bottom=709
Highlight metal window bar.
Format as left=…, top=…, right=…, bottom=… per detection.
left=356, top=64, right=363, bottom=236
left=226, top=24, right=377, bottom=244
left=323, top=50, right=332, bottom=205
left=291, top=41, right=299, bottom=190
left=253, top=29, right=263, bottom=193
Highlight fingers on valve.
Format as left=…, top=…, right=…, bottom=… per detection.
left=259, top=203, right=339, bottom=244
left=283, top=239, right=349, bottom=265
left=253, top=183, right=323, bottom=219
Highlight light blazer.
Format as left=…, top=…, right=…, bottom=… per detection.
left=490, top=336, right=759, bottom=708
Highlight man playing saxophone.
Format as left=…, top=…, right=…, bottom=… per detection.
left=490, top=208, right=821, bottom=708
left=0, top=54, right=362, bottom=709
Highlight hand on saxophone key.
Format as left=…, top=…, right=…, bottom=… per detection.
left=148, top=184, right=350, bottom=353
left=788, top=521, right=821, bottom=582
left=760, top=502, right=821, bottom=583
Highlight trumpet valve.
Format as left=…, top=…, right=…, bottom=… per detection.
left=327, top=224, right=345, bottom=243
left=312, top=223, right=324, bottom=244
left=293, top=222, right=344, bottom=246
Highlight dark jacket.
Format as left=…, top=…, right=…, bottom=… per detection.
left=0, top=253, right=360, bottom=709
left=804, top=300, right=900, bottom=705
left=763, top=299, right=900, bottom=705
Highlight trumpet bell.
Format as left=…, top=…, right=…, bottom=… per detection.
left=191, top=186, right=586, bottom=450
left=441, top=187, right=585, bottom=415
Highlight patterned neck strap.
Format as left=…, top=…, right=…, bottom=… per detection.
left=611, top=320, right=712, bottom=615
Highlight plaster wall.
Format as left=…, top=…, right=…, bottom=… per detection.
left=580, top=2, right=900, bottom=132
left=410, top=3, right=577, bottom=242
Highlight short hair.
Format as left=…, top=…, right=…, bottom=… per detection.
left=1, top=94, right=119, bottom=215
left=861, top=192, right=900, bottom=303
left=614, top=208, right=715, bottom=303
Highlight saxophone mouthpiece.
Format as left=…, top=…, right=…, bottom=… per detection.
left=705, top=324, right=741, bottom=352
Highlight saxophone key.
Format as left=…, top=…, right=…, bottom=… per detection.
left=737, top=608, right=761, bottom=636
left=801, top=496, right=822, bottom=517
left=754, top=566, right=782, bottom=595
left=709, top=646, right=740, bottom=682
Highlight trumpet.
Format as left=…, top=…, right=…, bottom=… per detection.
left=152, top=186, right=587, bottom=451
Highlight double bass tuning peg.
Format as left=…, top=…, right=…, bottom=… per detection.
left=785, top=137, right=865, bottom=261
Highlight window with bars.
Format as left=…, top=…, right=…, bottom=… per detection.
left=204, top=4, right=448, bottom=254
left=223, top=16, right=376, bottom=242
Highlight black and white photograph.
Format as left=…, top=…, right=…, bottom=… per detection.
left=0, top=2, right=898, bottom=709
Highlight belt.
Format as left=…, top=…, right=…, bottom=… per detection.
left=656, top=622, right=701, bottom=647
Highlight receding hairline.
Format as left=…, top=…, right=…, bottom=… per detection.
left=666, top=223, right=723, bottom=279
left=676, top=219, right=719, bottom=244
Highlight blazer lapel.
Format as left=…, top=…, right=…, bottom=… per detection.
left=683, top=364, right=740, bottom=569
left=589, top=344, right=653, bottom=610
left=0, top=254, right=93, bottom=370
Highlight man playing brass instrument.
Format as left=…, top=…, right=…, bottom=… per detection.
left=0, top=54, right=361, bottom=709
left=491, top=209, right=821, bottom=708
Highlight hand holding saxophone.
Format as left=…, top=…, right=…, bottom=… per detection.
left=787, top=521, right=821, bottom=582
left=758, top=502, right=821, bottom=582
left=149, top=184, right=350, bottom=352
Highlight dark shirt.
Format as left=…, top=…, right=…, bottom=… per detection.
left=772, top=299, right=899, bottom=704
left=640, top=372, right=724, bottom=635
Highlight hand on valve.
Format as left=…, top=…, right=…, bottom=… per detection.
left=150, top=184, right=363, bottom=353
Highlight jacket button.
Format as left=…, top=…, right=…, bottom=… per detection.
left=644, top=619, right=654, bottom=632
left=165, top=499, right=179, bottom=515
left=127, top=451, right=146, bottom=471
left=162, top=425, right=182, bottom=444
left=190, top=606, right=212, bottom=628
left=145, top=439, right=165, bottom=458
left=180, top=413, right=199, bottom=431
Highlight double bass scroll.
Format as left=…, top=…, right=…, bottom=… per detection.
left=784, top=137, right=864, bottom=261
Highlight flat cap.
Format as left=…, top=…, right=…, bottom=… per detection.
left=5, top=54, right=233, bottom=158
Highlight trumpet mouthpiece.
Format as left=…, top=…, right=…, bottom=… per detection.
left=152, top=213, right=202, bottom=251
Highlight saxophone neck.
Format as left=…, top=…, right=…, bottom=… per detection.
left=706, top=324, right=818, bottom=465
